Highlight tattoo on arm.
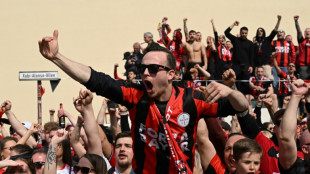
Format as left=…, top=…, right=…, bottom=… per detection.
left=47, top=145, right=57, bottom=170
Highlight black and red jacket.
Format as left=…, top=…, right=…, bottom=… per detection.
left=84, top=68, right=239, bottom=174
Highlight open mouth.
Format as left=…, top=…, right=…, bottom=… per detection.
left=118, top=154, right=127, bottom=159
left=144, top=80, right=154, bottom=93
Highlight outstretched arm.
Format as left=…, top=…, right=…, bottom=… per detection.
left=278, top=79, right=309, bottom=170
left=294, top=16, right=303, bottom=41
left=39, top=30, right=91, bottom=84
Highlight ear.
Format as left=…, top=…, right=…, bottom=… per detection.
left=302, top=145, right=309, bottom=154
left=167, top=70, right=175, bottom=81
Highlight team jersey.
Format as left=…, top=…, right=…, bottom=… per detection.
left=249, top=76, right=271, bottom=97
left=84, top=68, right=239, bottom=174
left=278, top=71, right=296, bottom=96
left=271, top=40, right=296, bottom=67
left=255, top=132, right=280, bottom=174
left=297, top=37, right=310, bottom=66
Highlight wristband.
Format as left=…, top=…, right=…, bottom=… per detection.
left=237, top=110, right=249, bottom=117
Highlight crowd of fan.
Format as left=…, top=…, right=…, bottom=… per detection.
left=0, top=15, right=309, bottom=174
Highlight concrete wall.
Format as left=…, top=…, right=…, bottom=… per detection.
left=0, top=0, right=308, bottom=125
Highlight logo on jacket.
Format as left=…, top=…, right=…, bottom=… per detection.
left=177, top=113, right=190, bottom=127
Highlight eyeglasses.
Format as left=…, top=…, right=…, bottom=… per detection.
left=275, top=119, right=281, bottom=127
left=73, top=166, right=96, bottom=174
left=33, top=162, right=45, bottom=169
left=288, top=64, right=295, bottom=67
left=3, top=146, right=15, bottom=151
left=138, top=64, right=171, bottom=74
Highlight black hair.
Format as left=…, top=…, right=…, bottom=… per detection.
left=83, top=153, right=107, bottom=174
left=115, top=131, right=132, bottom=146
left=11, top=144, right=33, bottom=157
left=62, top=139, right=73, bottom=166
left=143, top=45, right=176, bottom=71
left=240, top=26, right=248, bottom=32
left=255, top=27, right=266, bottom=42
left=99, top=125, right=114, bottom=144
left=189, top=30, right=196, bottom=34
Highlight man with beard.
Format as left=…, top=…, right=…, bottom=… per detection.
left=254, top=15, right=281, bottom=81
left=38, top=30, right=247, bottom=174
left=108, top=132, right=134, bottom=174
left=224, top=21, right=254, bottom=94
left=183, top=30, right=208, bottom=78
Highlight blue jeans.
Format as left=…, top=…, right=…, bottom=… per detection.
left=272, top=66, right=287, bottom=94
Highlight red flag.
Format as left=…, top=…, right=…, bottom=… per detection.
left=38, top=84, right=45, bottom=97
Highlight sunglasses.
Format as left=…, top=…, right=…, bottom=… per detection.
left=288, top=64, right=295, bottom=67
left=138, top=64, right=171, bottom=74
left=33, top=162, right=45, bottom=169
left=278, top=30, right=284, bottom=33
left=73, top=166, right=96, bottom=174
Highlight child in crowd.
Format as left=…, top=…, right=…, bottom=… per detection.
left=232, top=138, right=263, bottom=174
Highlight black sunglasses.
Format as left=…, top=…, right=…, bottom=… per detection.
left=74, top=166, right=96, bottom=174
left=138, top=64, right=171, bottom=74
left=33, top=162, right=45, bottom=169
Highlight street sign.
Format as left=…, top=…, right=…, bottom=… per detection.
left=19, top=71, right=58, bottom=81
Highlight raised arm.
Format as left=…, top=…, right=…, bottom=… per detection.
left=274, top=15, right=282, bottom=31
left=294, top=16, right=303, bottom=41
left=73, top=90, right=102, bottom=156
left=44, top=130, right=68, bottom=174
left=183, top=18, right=189, bottom=42
left=224, top=21, right=239, bottom=42
left=108, top=106, right=121, bottom=138
left=17, top=123, right=42, bottom=146
left=114, top=63, right=122, bottom=80
left=49, top=109, right=55, bottom=122
left=39, top=30, right=91, bottom=84
left=97, top=99, right=108, bottom=125
left=211, top=19, right=219, bottom=44
left=196, top=119, right=216, bottom=171
left=278, top=79, right=308, bottom=170
left=1, top=100, right=37, bottom=148
left=272, top=52, right=282, bottom=75
left=70, top=116, right=87, bottom=159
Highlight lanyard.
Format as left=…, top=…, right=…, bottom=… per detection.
left=150, top=87, right=192, bottom=174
